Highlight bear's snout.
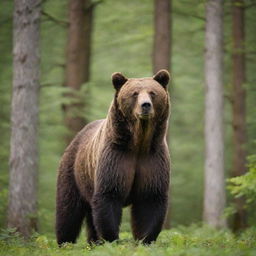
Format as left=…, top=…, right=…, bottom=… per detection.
left=136, top=91, right=154, bottom=119
left=141, top=102, right=152, bottom=114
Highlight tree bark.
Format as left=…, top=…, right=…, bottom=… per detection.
left=153, top=0, right=171, bottom=229
left=153, top=0, right=171, bottom=74
left=8, top=0, right=41, bottom=237
left=231, top=0, right=247, bottom=231
left=63, top=0, right=94, bottom=144
left=203, top=0, right=227, bottom=228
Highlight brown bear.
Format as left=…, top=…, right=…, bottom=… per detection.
left=56, top=70, right=171, bottom=245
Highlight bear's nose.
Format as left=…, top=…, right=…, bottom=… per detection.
left=141, top=102, right=152, bottom=112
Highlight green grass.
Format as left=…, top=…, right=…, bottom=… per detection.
left=0, top=226, right=256, bottom=256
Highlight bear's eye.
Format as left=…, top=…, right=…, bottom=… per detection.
left=132, top=91, right=139, bottom=97
left=150, top=91, right=157, bottom=97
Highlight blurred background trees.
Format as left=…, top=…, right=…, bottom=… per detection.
left=63, top=0, right=94, bottom=144
left=7, top=0, right=41, bottom=237
left=153, top=0, right=172, bottom=229
left=231, top=0, right=247, bottom=231
left=0, top=0, right=255, bottom=237
left=203, top=0, right=226, bottom=228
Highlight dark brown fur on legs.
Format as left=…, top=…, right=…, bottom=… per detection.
left=84, top=205, right=99, bottom=244
left=56, top=70, right=171, bottom=245
left=56, top=164, right=86, bottom=244
left=92, top=192, right=122, bottom=242
left=56, top=137, right=99, bottom=245
left=90, top=148, right=131, bottom=242
left=131, top=194, right=168, bottom=244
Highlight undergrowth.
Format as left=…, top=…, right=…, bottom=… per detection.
left=0, top=225, right=256, bottom=256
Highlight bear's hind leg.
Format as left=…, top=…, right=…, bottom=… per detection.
left=56, top=168, right=86, bottom=245
left=85, top=205, right=99, bottom=244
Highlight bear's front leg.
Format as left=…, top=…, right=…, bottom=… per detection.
left=92, top=192, right=122, bottom=242
left=131, top=194, right=168, bottom=244
left=91, top=148, right=134, bottom=242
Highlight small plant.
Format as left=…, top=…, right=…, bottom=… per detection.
left=0, top=227, right=25, bottom=246
left=228, top=154, right=256, bottom=207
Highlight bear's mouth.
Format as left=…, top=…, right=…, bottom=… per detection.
left=138, top=113, right=153, bottom=120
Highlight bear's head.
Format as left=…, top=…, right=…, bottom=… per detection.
left=112, top=70, right=170, bottom=122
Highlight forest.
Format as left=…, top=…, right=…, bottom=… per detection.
left=0, top=0, right=256, bottom=255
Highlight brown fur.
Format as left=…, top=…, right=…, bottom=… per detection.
left=56, top=70, right=171, bottom=245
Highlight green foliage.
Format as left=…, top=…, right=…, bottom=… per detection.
left=0, top=189, right=8, bottom=226
left=228, top=154, right=256, bottom=206
left=0, top=228, right=21, bottom=242
left=0, top=227, right=256, bottom=256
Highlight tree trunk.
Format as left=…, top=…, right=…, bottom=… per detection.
left=203, top=0, right=227, bottom=228
left=8, top=0, right=41, bottom=237
left=231, top=0, right=247, bottom=231
left=153, top=0, right=171, bottom=229
left=63, top=0, right=94, bottom=144
left=153, top=0, right=171, bottom=74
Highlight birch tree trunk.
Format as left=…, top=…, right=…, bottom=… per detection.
left=231, top=0, right=247, bottom=231
left=8, top=0, right=41, bottom=237
left=203, top=0, right=227, bottom=228
left=63, top=0, right=94, bottom=144
left=153, top=0, right=171, bottom=229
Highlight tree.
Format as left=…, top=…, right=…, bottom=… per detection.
left=63, top=0, right=94, bottom=144
left=153, top=0, right=171, bottom=229
left=153, top=0, right=171, bottom=74
left=231, top=0, right=247, bottom=231
left=203, top=0, right=226, bottom=228
left=8, top=0, right=41, bottom=237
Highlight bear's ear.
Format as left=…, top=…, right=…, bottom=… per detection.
left=153, top=69, right=170, bottom=89
left=112, top=72, right=128, bottom=91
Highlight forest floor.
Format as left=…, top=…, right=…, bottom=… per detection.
left=0, top=226, right=255, bottom=256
